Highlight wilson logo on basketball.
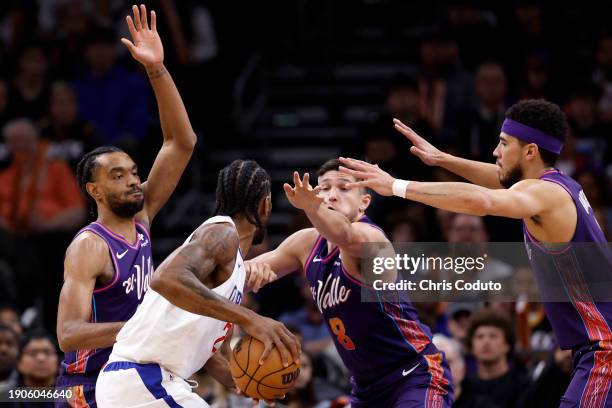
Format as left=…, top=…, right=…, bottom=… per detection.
left=281, top=368, right=300, bottom=385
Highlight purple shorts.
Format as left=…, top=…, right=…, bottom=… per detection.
left=351, top=351, right=454, bottom=408
left=560, top=343, right=612, bottom=407
left=55, top=374, right=97, bottom=408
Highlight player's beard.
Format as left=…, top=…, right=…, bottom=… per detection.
left=108, top=193, right=145, bottom=219
left=499, top=163, right=524, bottom=189
left=252, top=224, right=267, bottom=246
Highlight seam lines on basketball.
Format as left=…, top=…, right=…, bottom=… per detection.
left=232, top=362, right=299, bottom=390
left=231, top=340, right=247, bottom=380
left=244, top=363, right=263, bottom=397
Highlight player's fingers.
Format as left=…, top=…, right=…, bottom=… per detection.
left=279, top=326, right=301, bottom=363
left=126, top=15, right=138, bottom=39
left=151, top=10, right=157, bottom=32
left=303, top=172, right=310, bottom=187
left=259, top=338, right=273, bottom=365
left=338, top=166, right=370, bottom=180
left=132, top=5, right=142, bottom=30
left=271, top=332, right=292, bottom=367
left=140, top=4, right=148, bottom=30
left=121, top=38, right=137, bottom=55
left=282, top=183, right=294, bottom=197
left=293, top=171, right=302, bottom=189
left=339, top=157, right=371, bottom=172
left=345, top=181, right=369, bottom=190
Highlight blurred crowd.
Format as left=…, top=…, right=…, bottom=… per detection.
left=0, top=1, right=611, bottom=407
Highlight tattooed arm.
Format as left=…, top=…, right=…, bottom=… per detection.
left=149, top=222, right=301, bottom=365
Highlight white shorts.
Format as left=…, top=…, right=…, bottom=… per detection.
left=96, top=360, right=209, bottom=408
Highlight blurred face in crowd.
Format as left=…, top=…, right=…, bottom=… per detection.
left=86, top=41, right=116, bottom=74
left=576, top=172, right=601, bottom=206
left=435, top=339, right=465, bottom=388
left=420, top=39, right=458, bottom=75
left=391, top=221, right=417, bottom=242
left=448, top=214, right=487, bottom=243
left=0, top=329, right=18, bottom=376
left=493, top=133, right=527, bottom=188
left=18, top=338, right=58, bottom=385
left=387, top=86, right=420, bottom=118
left=0, top=308, right=22, bottom=337
left=18, top=47, right=48, bottom=78
left=3, top=119, right=39, bottom=157
left=87, top=152, right=144, bottom=219
left=568, top=96, right=597, bottom=128
left=475, top=63, right=507, bottom=109
left=294, top=353, right=312, bottom=390
left=471, top=325, right=509, bottom=365
left=317, top=170, right=371, bottom=223
left=50, top=83, right=78, bottom=125
left=365, top=137, right=397, bottom=165
left=448, top=311, right=471, bottom=344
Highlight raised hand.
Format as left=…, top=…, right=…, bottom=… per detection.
left=338, top=157, right=395, bottom=196
left=283, top=172, right=323, bottom=211
left=394, top=118, right=446, bottom=166
left=121, top=4, right=163, bottom=67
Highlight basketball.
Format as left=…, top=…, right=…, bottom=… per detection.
left=230, top=335, right=301, bottom=400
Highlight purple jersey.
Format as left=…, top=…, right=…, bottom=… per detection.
left=60, top=221, right=154, bottom=377
left=304, top=216, right=442, bottom=395
left=524, top=169, right=612, bottom=350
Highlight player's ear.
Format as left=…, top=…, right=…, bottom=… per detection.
left=359, top=192, right=372, bottom=214
left=86, top=181, right=102, bottom=201
left=258, top=193, right=272, bottom=218
left=525, top=143, right=539, bottom=161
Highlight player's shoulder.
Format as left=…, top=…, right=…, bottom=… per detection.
left=353, top=219, right=388, bottom=242
left=67, top=230, right=108, bottom=255
left=510, top=177, right=570, bottom=198
left=193, top=221, right=240, bottom=257
left=290, top=228, right=319, bottom=245
left=65, top=230, right=110, bottom=277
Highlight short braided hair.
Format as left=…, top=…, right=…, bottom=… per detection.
left=214, top=160, right=271, bottom=228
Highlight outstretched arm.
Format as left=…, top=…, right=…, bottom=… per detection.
left=394, top=119, right=502, bottom=189
left=149, top=223, right=301, bottom=366
left=57, top=234, right=124, bottom=351
left=121, top=5, right=197, bottom=224
left=339, top=157, right=559, bottom=219
left=283, top=172, right=386, bottom=257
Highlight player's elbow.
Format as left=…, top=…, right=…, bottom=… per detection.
left=57, top=326, right=76, bottom=352
left=471, top=194, right=495, bottom=217
left=177, top=132, right=198, bottom=151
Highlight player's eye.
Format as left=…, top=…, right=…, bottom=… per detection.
left=114, top=174, right=122, bottom=180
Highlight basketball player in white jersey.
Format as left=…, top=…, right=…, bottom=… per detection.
left=95, top=160, right=301, bottom=407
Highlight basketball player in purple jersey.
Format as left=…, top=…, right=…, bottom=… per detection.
left=339, top=99, right=612, bottom=407
left=249, top=159, right=453, bottom=407
left=55, top=5, right=197, bottom=407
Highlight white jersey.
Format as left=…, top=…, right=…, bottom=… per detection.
left=109, top=216, right=245, bottom=380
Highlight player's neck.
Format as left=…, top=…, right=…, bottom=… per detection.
left=233, top=217, right=257, bottom=256
left=477, top=358, right=508, bottom=380
left=525, top=163, right=555, bottom=180
left=96, top=211, right=137, bottom=243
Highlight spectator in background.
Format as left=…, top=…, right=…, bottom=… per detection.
left=447, top=302, right=477, bottom=351
left=523, top=347, right=572, bottom=408
left=433, top=334, right=498, bottom=408
left=9, top=43, right=51, bottom=121
left=417, top=30, right=474, bottom=143
left=573, top=168, right=611, bottom=238
left=519, top=53, right=552, bottom=101
left=40, top=81, right=99, bottom=170
left=0, top=118, right=84, bottom=331
left=0, top=305, right=22, bottom=338
left=468, top=62, right=508, bottom=160
left=17, top=331, right=58, bottom=388
left=0, top=118, right=85, bottom=233
left=593, top=33, right=612, bottom=123
left=0, top=324, right=19, bottom=393
left=463, top=310, right=529, bottom=408
left=73, top=26, right=150, bottom=145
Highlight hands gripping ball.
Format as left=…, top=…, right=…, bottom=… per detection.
left=230, top=335, right=301, bottom=400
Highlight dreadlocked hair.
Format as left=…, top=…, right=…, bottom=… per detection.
left=76, top=146, right=124, bottom=220
left=214, top=160, right=271, bottom=228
